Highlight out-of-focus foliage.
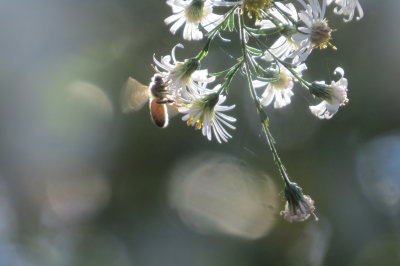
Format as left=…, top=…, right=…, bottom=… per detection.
left=0, top=0, right=399, bottom=265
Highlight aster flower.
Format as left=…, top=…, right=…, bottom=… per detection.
left=309, top=67, right=348, bottom=119
left=328, top=0, right=364, bottom=22
left=178, top=85, right=236, bottom=143
left=292, top=0, right=334, bottom=62
left=257, top=2, right=302, bottom=62
left=153, top=44, right=215, bottom=99
left=280, top=182, right=318, bottom=222
left=164, top=0, right=224, bottom=41
left=253, top=63, right=307, bottom=108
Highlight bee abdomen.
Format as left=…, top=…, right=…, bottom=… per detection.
left=149, top=99, right=169, bottom=128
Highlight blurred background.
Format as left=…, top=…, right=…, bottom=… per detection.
left=0, top=0, right=399, bottom=265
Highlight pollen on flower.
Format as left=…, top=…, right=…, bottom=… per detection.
left=311, top=20, right=334, bottom=49
left=340, top=97, right=349, bottom=106
left=187, top=117, right=195, bottom=125
left=242, top=0, right=273, bottom=19
left=185, top=0, right=206, bottom=24
left=195, top=119, right=203, bottom=129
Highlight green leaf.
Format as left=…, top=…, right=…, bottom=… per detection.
left=246, top=46, right=263, bottom=55
left=228, top=13, right=235, bottom=32
left=221, top=19, right=229, bottom=31
left=210, top=69, right=230, bottom=77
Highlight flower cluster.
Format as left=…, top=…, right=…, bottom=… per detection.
left=157, top=0, right=362, bottom=142
left=123, top=0, right=364, bottom=222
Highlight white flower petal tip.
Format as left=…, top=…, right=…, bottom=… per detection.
left=329, top=0, right=364, bottom=22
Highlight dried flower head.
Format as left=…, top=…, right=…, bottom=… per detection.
left=280, top=182, right=318, bottom=222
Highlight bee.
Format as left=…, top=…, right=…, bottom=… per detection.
left=120, top=75, right=175, bottom=128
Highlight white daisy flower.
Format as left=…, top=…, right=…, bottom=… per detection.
left=292, top=0, right=334, bottom=62
left=280, top=182, right=318, bottom=223
left=257, top=2, right=302, bottom=62
left=164, top=0, right=224, bottom=41
left=153, top=44, right=215, bottom=100
left=253, top=63, right=307, bottom=109
left=178, top=86, right=236, bottom=143
left=309, top=67, right=348, bottom=119
left=328, top=0, right=364, bottom=22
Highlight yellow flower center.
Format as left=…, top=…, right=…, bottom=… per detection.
left=311, top=20, right=336, bottom=50
left=242, top=0, right=272, bottom=19
left=271, top=71, right=291, bottom=90
left=185, top=0, right=205, bottom=24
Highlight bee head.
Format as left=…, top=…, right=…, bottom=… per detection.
left=153, top=75, right=164, bottom=83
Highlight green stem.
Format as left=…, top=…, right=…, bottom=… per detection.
left=219, top=61, right=244, bottom=94
left=244, top=27, right=311, bottom=88
left=196, top=5, right=239, bottom=61
left=238, top=12, right=292, bottom=187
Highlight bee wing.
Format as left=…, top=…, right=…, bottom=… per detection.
left=120, top=77, right=150, bottom=113
left=166, top=104, right=179, bottom=119
left=150, top=99, right=168, bottom=128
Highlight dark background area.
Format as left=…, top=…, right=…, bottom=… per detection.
left=0, top=0, right=399, bottom=265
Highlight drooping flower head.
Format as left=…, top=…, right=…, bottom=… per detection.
left=281, top=181, right=318, bottom=222
left=328, top=0, right=364, bottom=22
left=178, top=86, right=236, bottom=143
left=165, top=0, right=224, bottom=41
left=309, top=67, right=348, bottom=119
